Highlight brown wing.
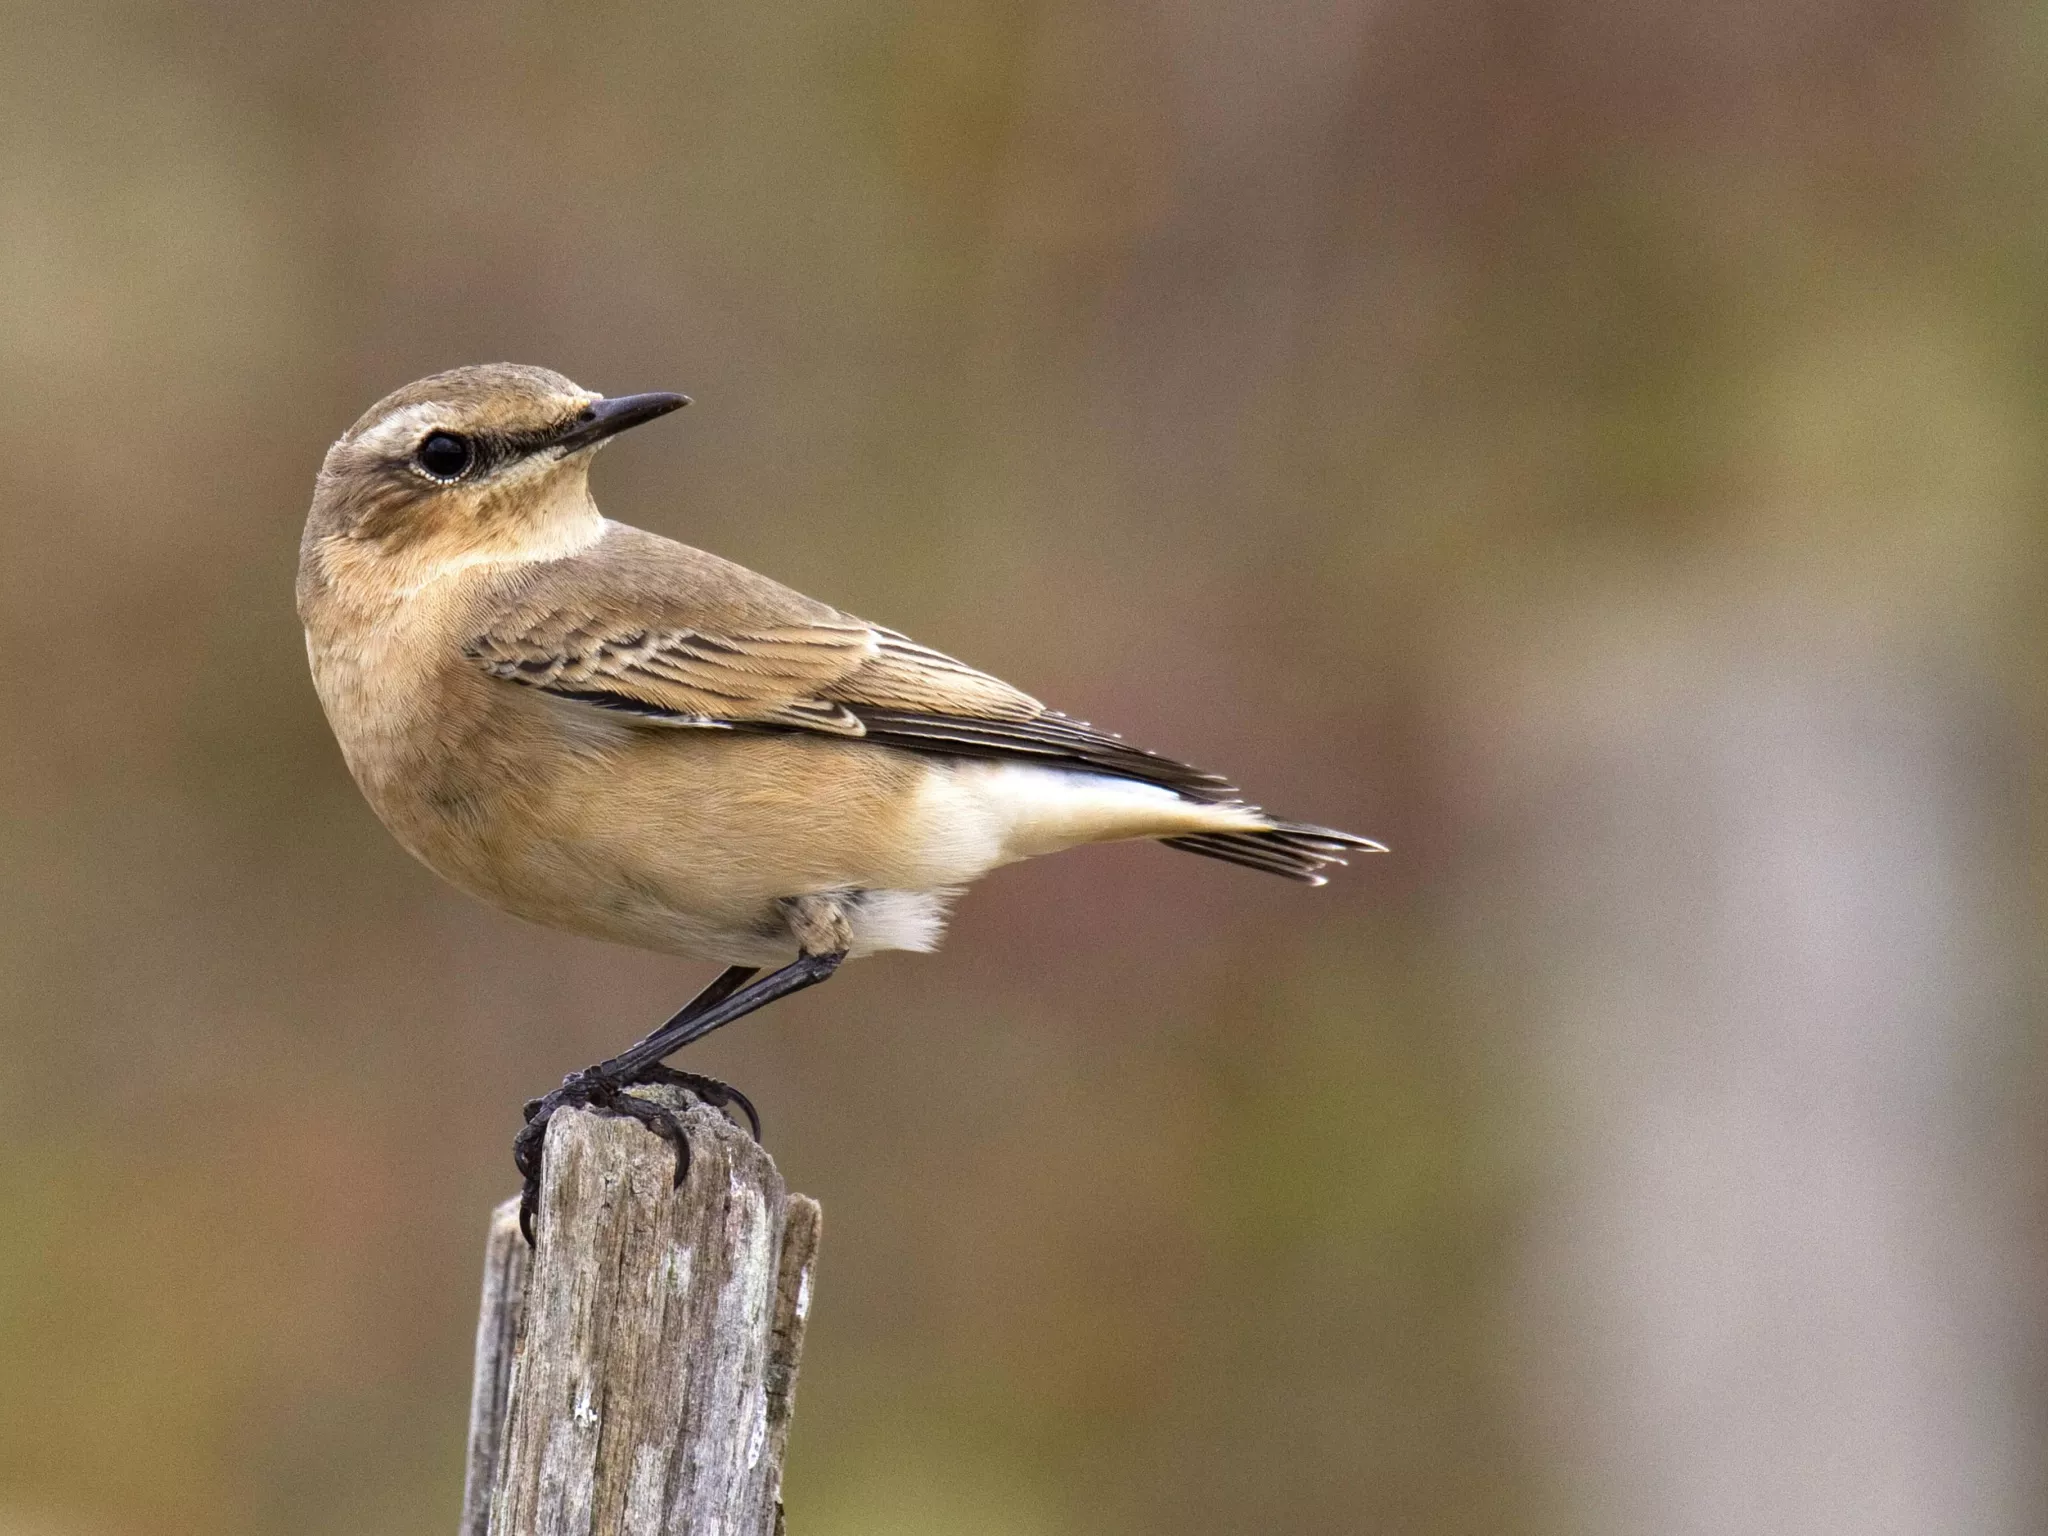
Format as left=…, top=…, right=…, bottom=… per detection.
left=469, top=614, right=879, bottom=734
left=467, top=523, right=1236, bottom=800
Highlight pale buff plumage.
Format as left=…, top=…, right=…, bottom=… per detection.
left=298, top=364, right=1381, bottom=971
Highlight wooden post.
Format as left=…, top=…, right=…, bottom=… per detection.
left=461, top=1199, right=533, bottom=1536
left=460, top=1088, right=821, bottom=1536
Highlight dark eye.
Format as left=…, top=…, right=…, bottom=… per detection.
left=415, top=431, right=475, bottom=481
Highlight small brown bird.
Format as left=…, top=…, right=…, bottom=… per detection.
left=299, top=363, right=1381, bottom=1235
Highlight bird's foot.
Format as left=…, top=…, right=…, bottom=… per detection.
left=512, top=1063, right=764, bottom=1243
left=630, top=1064, right=762, bottom=1141
left=514, top=1068, right=694, bottom=1244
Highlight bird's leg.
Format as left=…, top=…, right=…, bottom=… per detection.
left=515, top=896, right=855, bottom=1243
left=514, top=954, right=842, bottom=1241
left=512, top=963, right=754, bottom=1243
left=600, top=947, right=844, bottom=1077
left=597, top=894, right=853, bottom=1078
left=617, top=962, right=765, bottom=1138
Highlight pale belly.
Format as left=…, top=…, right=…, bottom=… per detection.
left=455, top=749, right=1260, bottom=963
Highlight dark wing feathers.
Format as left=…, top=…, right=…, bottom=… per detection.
left=845, top=708, right=1237, bottom=802
left=825, top=630, right=1238, bottom=798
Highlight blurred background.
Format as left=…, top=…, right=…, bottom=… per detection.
left=2, top=0, right=2043, bottom=1531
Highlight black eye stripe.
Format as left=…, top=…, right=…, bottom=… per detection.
left=402, top=413, right=587, bottom=483
left=496, top=417, right=587, bottom=456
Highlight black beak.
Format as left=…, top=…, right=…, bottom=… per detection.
left=551, top=391, right=689, bottom=453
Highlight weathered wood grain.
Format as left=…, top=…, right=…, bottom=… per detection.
left=462, top=1198, right=532, bottom=1536
left=759, top=1191, right=819, bottom=1524
left=464, top=1087, right=819, bottom=1536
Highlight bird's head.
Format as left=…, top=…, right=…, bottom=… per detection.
left=302, top=363, right=686, bottom=592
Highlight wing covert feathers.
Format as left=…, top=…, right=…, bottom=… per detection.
left=468, top=620, right=877, bottom=733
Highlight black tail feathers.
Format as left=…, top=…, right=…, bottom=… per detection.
left=1161, top=820, right=1386, bottom=885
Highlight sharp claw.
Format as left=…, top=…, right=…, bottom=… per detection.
left=723, top=1085, right=763, bottom=1141
left=632, top=1066, right=762, bottom=1142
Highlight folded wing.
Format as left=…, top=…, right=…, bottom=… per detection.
left=465, top=524, right=1238, bottom=801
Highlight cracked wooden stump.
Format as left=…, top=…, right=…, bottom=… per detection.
left=460, top=1087, right=821, bottom=1536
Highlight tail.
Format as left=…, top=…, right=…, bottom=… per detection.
left=1162, top=818, right=1386, bottom=885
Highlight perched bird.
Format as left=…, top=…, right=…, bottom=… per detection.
left=298, top=363, right=1382, bottom=1236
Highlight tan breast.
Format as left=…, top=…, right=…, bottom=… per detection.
left=304, top=558, right=517, bottom=869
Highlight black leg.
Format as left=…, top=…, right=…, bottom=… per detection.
left=599, top=951, right=843, bottom=1079
left=610, top=962, right=766, bottom=1137
left=545, top=960, right=769, bottom=1137
left=513, top=954, right=844, bottom=1244
left=662, top=963, right=761, bottom=1024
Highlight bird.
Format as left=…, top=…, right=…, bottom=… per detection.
left=297, top=363, right=1383, bottom=1238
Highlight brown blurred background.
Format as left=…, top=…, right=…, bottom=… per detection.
left=2, top=0, right=2043, bottom=1531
